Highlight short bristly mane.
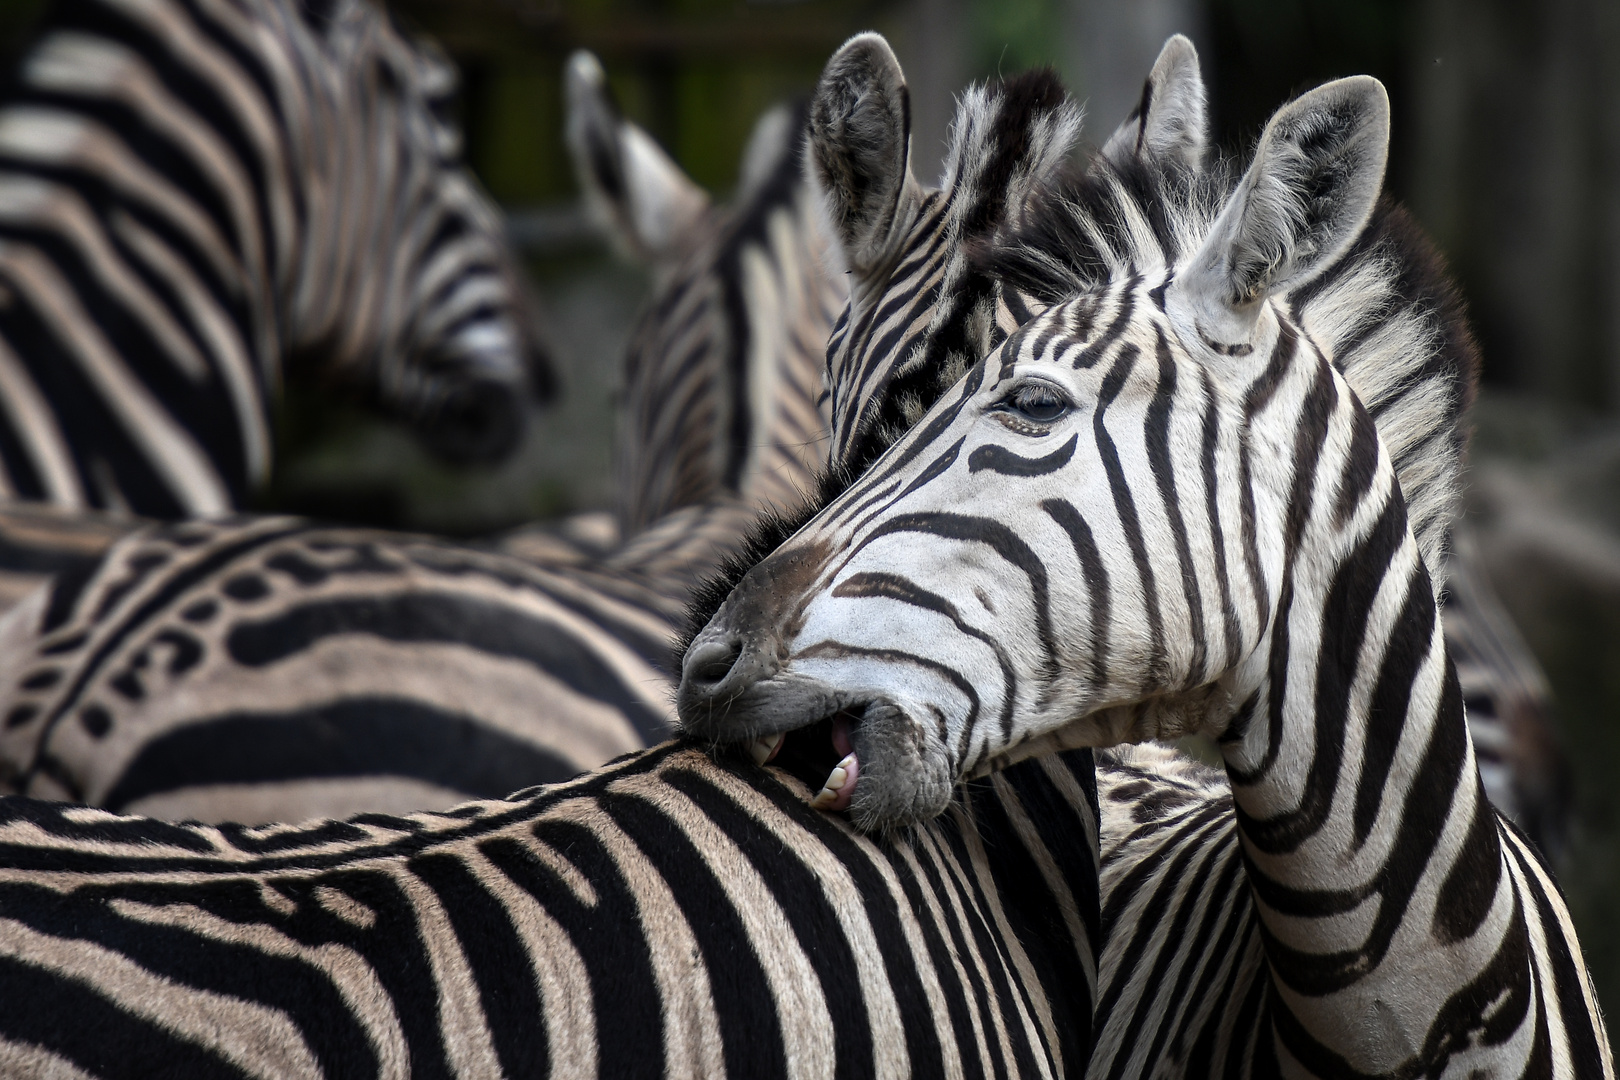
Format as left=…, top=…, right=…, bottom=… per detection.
left=982, top=151, right=1478, bottom=593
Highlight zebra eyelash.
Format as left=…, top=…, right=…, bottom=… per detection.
left=992, top=380, right=1075, bottom=431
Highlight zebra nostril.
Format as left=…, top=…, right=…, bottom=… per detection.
left=684, top=639, right=744, bottom=690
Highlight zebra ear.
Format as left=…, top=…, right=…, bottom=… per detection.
left=565, top=51, right=710, bottom=262
left=1176, top=75, right=1389, bottom=346
left=1099, top=34, right=1206, bottom=170
left=808, top=33, right=919, bottom=279
left=736, top=103, right=799, bottom=202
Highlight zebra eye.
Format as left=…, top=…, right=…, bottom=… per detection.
left=1001, top=383, right=1071, bottom=424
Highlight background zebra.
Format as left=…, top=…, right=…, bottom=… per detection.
left=0, top=741, right=1099, bottom=1078
left=0, top=0, right=551, bottom=518
left=563, top=49, right=838, bottom=535
left=679, top=36, right=1610, bottom=1074
left=0, top=85, right=833, bottom=823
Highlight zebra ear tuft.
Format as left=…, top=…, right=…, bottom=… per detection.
left=565, top=51, right=710, bottom=263
left=1178, top=75, right=1389, bottom=344
left=1099, top=34, right=1206, bottom=171
left=808, top=33, right=918, bottom=279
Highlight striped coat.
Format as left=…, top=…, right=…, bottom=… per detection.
left=565, top=51, right=839, bottom=533
left=0, top=742, right=1099, bottom=1078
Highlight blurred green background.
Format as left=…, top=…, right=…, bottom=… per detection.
left=2, top=0, right=1619, bottom=1028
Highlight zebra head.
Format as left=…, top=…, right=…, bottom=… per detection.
left=681, top=75, right=1414, bottom=830
left=286, top=0, right=553, bottom=466
left=808, top=34, right=1082, bottom=473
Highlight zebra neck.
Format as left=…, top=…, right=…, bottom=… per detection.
left=1218, top=488, right=1510, bottom=1032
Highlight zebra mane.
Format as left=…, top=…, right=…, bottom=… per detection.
left=982, top=155, right=1479, bottom=593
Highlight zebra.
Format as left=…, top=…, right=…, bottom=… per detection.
left=564, top=49, right=839, bottom=535
left=0, top=0, right=551, bottom=518
left=0, top=740, right=1100, bottom=1078
left=711, top=29, right=1567, bottom=855
left=677, top=39, right=1612, bottom=1075
left=0, top=504, right=750, bottom=820
left=0, top=81, right=840, bottom=824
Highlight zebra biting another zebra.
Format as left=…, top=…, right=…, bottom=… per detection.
left=753, top=28, right=1572, bottom=859
left=680, top=33, right=1611, bottom=1075
left=0, top=0, right=551, bottom=518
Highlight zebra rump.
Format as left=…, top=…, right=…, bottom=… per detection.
left=0, top=0, right=550, bottom=517
left=0, top=742, right=1098, bottom=1079
left=0, top=504, right=765, bottom=822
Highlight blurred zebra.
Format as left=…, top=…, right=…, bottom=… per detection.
left=679, top=39, right=1610, bottom=1074
left=0, top=503, right=749, bottom=820
left=0, top=85, right=837, bottom=823
left=563, top=50, right=839, bottom=535
left=0, top=741, right=1100, bottom=1077
left=0, top=0, right=551, bottom=518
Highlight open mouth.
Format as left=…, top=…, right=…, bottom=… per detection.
left=742, top=707, right=865, bottom=813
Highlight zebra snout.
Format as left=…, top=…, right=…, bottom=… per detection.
left=683, top=638, right=746, bottom=690
left=675, top=631, right=788, bottom=732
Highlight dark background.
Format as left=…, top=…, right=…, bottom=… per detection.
left=2, top=0, right=1618, bottom=1023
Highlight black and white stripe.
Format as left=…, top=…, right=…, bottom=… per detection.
left=681, top=36, right=1611, bottom=1074
left=0, top=510, right=710, bottom=820
left=0, top=0, right=549, bottom=517
left=0, top=741, right=1098, bottom=1078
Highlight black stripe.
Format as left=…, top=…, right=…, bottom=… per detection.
left=1092, top=343, right=1168, bottom=687
left=498, top=818, right=668, bottom=1078
left=1197, top=365, right=1244, bottom=670
left=967, top=433, right=1076, bottom=477
left=410, top=852, right=550, bottom=1077
left=102, top=698, right=584, bottom=810
left=1041, top=498, right=1111, bottom=690
left=22, top=523, right=314, bottom=782
left=1145, top=328, right=1207, bottom=682
left=0, top=948, right=249, bottom=1079
left=833, top=571, right=1018, bottom=744
left=601, top=784, right=791, bottom=1080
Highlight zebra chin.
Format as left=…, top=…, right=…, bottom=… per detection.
left=676, top=667, right=956, bottom=832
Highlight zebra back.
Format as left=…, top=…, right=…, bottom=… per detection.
left=0, top=0, right=549, bottom=516
left=0, top=509, right=706, bottom=821
left=567, top=55, right=841, bottom=534
left=0, top=742, right=1099, bottom=1079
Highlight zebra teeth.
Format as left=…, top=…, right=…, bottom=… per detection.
left=810, top=753, right=859, bottom=812
left=748, top=732, right=785, bottom=767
